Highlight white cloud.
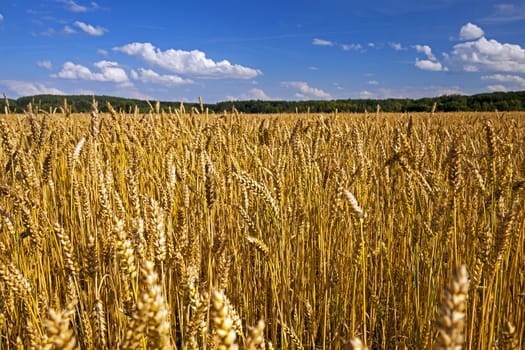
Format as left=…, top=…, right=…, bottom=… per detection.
left=37, top=60, right=53, bottom=70
left=486, top=84, right=508, bottom=92
left=65, top=0, right=87, bottom=12
left=341, top=43, right=362, bottom=51
left=367, top=80, right=379, bottom=85
left=359, top=90, right=374, bottom=99
left=483, top=3, right=525, bottom=23
left=63, top=25, right=76, bottom=34
left=55, top=60, right=130, bottom=84
left=0, top=14, right=4, bottom=23
left=389, top=42, right=405, bottom=51
left=356, top=86, right=465, bottom=99
left=333, top=82, right=344, bottom=91
left=58, top=0, right=99, bottom=12
left=130, top=68, right=193, bottom=86
left=414, top=44, right=436, bottom=61
left=74, top=88, right=96, bottom=95
left=248, top=88, right=271, bottom=100
left=307, top=66, right=319, bottom=71
left=114, top=42, right=261, bottom=79
left=34, top=28, right=56, bottom=37
left=0, top=80, right=64, bottom=96
left=281, top=81, right=331, bottom=99
left=227, top=88, right=275, bottom=101
left=481, top=74, right=525, bottom=88
left=312, top=38, right=334, bottom=46
left=413, top=44, right=448, bottom=72
left=74, top=21, right=106, bottom=36
left=97, top=49, right=108, bottom=56
left=463, top=65, right=479, bottom=72
left=411, top=24, right=525, bottom=76
left=459, top=23, right=484, bottom=40
left=415, top=59, right=447, bottom=71
left=450, top=36, right=525, bottom=73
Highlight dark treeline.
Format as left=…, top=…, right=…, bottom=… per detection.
left=2, top=91, right=525, bottom=114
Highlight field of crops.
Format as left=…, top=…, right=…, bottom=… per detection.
left=0, top=101, right=523, bottom=349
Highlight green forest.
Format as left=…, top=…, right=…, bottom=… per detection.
left=2, top=90, right=525, bottom=114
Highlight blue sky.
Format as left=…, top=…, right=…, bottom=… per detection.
left=1, top=0, right=525, bottom=102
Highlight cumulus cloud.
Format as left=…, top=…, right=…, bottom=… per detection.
left=450, top=36, right=525, bottom=73
left=415, top=59, right=447, bottom=71
left=0, top=14, right=4, bottom=23
left=459, top=22, right=484, bottom=40
left=55, top=60, right=130, bottom=84
left=281, top=81, right=331, bottom=99
left=114, top=42, right=261, bottom=79
left=130, top=68, right=193, bottom=86
left=0, top=80, right=64, bottom=96
left=312, top=38, right=334, bottom=46
left=412, top=24, right=525, bottom=75
left=414, top=44, right=436, bottom=61
left=37, top=60, right=53, bottom=70
left=341, top=43, right=362, bottom=51
left=74, top=21, right=106, bottom=36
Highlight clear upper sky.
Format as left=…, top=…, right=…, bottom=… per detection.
left=0, top=0, right=524, bottom=102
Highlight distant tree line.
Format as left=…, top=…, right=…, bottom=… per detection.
left=2, top=91, right=525, bottom=114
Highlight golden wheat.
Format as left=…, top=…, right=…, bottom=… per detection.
left=0, top=106, right=523, bottom=349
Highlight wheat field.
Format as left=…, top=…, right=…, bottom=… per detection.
left=0, top=100, right=523, bottom=349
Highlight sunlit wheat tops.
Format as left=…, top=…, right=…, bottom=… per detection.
left=0, top=102, right=523, bottom=349
left=343, top=189, right=365, bottom=220
left=434, top=264, right=469, bottom=350
left=211, top=289, right=238, bottom=350
left=122, top=260, right=171, bottom=350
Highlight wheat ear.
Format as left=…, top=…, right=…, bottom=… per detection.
left=434, top=264, right=469, bottom=350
